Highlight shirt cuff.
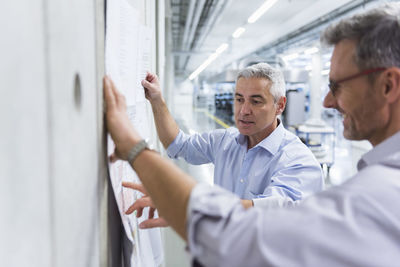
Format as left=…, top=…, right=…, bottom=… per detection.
left=166, top=130, right=185, bottom=158
left=252, top=196, right=300, bottom=209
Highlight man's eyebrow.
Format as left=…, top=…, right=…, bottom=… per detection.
left=250, top=94, right=264, bottom=99
left=235, top=93, right=243, bottom=97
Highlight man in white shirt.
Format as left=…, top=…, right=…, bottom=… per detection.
left=104, top=3, right=400, bottom=266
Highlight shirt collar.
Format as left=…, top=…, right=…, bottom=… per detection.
left=235, top=119, right=285, bottom=155
left=357, top=130, right=400, bottom=170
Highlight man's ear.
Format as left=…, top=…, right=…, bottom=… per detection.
left=275, top=96, right=287, bottom=115
left=383, top=67, right=400, bottom=104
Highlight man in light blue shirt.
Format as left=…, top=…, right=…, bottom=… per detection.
left=104, top=3, right=400, bottom=265
left=142, top=63, right=323, bottom=209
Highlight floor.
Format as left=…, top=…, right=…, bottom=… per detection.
left=162, top=92, right=372, bottom=267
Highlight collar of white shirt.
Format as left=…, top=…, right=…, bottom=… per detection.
left=357, top=130, right=400, bottom=170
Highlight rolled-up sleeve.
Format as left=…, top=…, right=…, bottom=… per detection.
left=252, top=149, right=324, bottom=208
left=167, top=130, right=187, bottom=158
left=166, top=129, right=226, bottom=164
left=187, top=183, right=262, bottom=267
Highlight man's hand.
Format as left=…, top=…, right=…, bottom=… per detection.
left=123, top=181, right=169, bottom=229
left=141, top=72, right=162, bottom=103
left=104, top=76, right=142, bottom=161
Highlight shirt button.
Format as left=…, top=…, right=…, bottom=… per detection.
left=240, top=179, right=244, bottom=183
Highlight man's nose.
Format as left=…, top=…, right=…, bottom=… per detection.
left=240, top=102, right=252, bottom=115
left=323, top=90, right=337, bottom=109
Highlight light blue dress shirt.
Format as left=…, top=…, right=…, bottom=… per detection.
left=186, top=131, right=400, bottom=267
left=167, top=121, right=324, bottom=206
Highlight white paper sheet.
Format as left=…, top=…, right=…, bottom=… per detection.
left=106, top=0, right=139, bottom=106
left=105, top=0, right=163, bottom=266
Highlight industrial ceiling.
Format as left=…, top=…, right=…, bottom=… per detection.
left=168, top=0, right=383, bottom=81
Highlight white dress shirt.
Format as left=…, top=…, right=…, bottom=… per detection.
left=187, top=131, right=400, bottom=267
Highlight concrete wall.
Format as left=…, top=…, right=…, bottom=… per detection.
left=0, top=1, right=111, bottom=266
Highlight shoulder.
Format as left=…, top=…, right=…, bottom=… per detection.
left=280, top=129, right=315, bottom=160
left=208, top=127, right=238, bottom=138
left=202, top=127, right=237, bottom=144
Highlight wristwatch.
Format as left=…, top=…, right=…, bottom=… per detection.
left=127, top=139, right=149, bottom=163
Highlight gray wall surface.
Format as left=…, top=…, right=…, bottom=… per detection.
left=0, top=0, right=113, bottom=266
left=0, top=0, right=168, bottom=266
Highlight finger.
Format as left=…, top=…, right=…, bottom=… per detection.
left=106, top=76, right=126, bottom=108
left=122, top=182, right=148, bottom=195
left=139, top=218, right=169, bottom=229
left=125, top=202, right=143, bottom=216
left=125, top=197, right=153, bottom=215
left=149, top=73, right=158, bottom=83
left=141, top=79, right=157, bottom=90
left=149, top=207, right=155, bottom=219
left=137, top=207, right=144, bottom=217
left=141, top=79, right=149, bottom=88
left=109, top=152, right=119, bottom=163
left=145, top=72, right=154, bottom=81
left=103, top=76, right=116, bottom=111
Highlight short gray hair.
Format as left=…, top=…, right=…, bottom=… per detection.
left=321, top=3, right=400, bottom=70
left=237, top=63, right=286, bottom=102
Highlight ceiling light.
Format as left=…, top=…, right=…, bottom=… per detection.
left=232, top=27, right=246, bottom=38
left=215, top=43, right=229, bottom=54
left=304, top=47, right=319, bottom=55
left=282, top=53, right=299, bottom=61
left=248, top=0, right=279, bottom=24
left=189, top=43, right=229, bottom=80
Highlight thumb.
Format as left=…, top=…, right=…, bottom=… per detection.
left=109, top=152, right=120, bottom=163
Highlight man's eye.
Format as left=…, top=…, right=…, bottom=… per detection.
left=252, top=100, right=261, bottom=105
left=236, top=98, right=244, bottom=103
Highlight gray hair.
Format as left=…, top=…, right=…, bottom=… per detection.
left=237, top=63, right=286, bottom=102
left=321, top=3, right=400, bottom=70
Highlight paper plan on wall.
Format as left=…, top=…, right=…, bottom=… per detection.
left=136, top=25, right=153, bottom=103
left=105, top=0, right=139, bottom=106
left=105, top=0, right=163, bottom=266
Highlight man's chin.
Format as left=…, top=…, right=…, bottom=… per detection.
left=238, top=127, right=253, bottom=136
left=343, top=129, right=363, bottom=141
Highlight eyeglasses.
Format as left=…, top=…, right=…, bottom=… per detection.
left=328, top=67, right=386, bottom=96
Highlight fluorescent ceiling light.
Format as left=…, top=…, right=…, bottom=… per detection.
left=232, top=27, right=246, bottom=38
left=282, top=53, right=299, bottom=61
left=304, top=47, right=319, bottom=55
left=248, top=0, right=279, bottom=24
left=215, top=43, right=229, bottom=54
left=321, top=69, right=330, bottom=76
left=189, top=43, right=229, bottom=80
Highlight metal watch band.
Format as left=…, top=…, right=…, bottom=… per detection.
left=127, top=139, right=148, bottom=163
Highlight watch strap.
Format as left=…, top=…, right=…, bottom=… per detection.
left=127, top=139, right=148, bottom=163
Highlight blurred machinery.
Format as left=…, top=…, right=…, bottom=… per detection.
left=282, top=69, right=309, bottom=127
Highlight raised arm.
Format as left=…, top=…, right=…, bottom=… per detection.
left=142, top=72, right=180, bottom=149
left=104, top=76, right=195, bottom=239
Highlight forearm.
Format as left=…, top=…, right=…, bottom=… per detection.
left=130, top=149, right=196, bottom=240
left=150, top=98, right=180, bottom=149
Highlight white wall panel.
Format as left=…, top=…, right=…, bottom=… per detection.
left=45, top=0, right=101, bottom=266
left=0, top=1, right=52, bottom=267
